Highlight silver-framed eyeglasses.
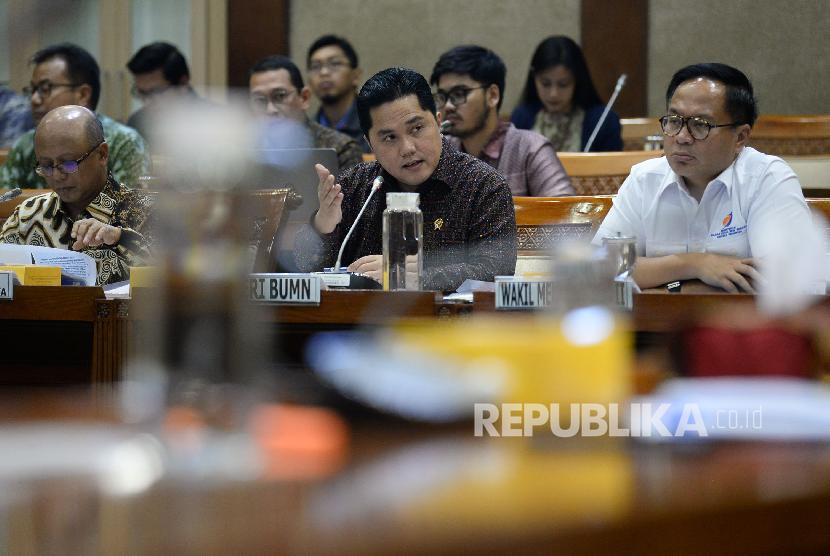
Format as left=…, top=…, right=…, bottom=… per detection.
left=433, top=86, right=486, bottom=109
left=250, top=88, right=297, bottom=110
left=131, top=84, right=172, bottom=99
left=308, top=59, right=350, bottom=74
left=23, top=80, right=80, bottom=98
left=659, top=114, right=741, bottom=141
left=34, top=141, right=104, bottom=178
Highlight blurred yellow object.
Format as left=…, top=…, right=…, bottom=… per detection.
left=129, top=266, right=160, bottom=289
left=0, top=265, right=60, bottom=286
left=392, top=312, right=632, bottom=408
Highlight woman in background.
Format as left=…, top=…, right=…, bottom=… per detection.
left=511, top=36, right=622, bottom=152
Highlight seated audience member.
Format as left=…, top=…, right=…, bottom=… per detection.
left=430, top=45, right=573, bottom=197
left=593, top=63, right=811, bottom=292
left=511, top=36, right=622, bottom=152
left=248, top=55, right=363, bottom=170
left=293, top=67, right=517, bottom=291
left=0, top=86, right=34, bottom=147
left=0, top=106, right=153, bottom=285
left=0, top=43, right=148, bottom=189
left=126, top=41, right=209, bottom=152
left=307, top=34, right=370, bottom=153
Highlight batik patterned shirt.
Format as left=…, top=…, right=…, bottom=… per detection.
left=0, top=174, right=153, bottom=285
left=308, top=120, right=363, bottom=170
left=0, top=113, right=148, bottom=189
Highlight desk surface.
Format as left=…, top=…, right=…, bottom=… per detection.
left=1, top=412, right=829, bottom=555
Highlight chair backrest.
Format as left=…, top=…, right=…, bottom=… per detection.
left=806, top=197, right=830, bottom=221
left=750, top=115, right=830, bottom=156
left=557, top=150, right=662, bottom=195
left=251, top=188, right=302, bottom=272
left=513, top=195, right=614, bottom=254
left=621, top=118, right=662, bottom=151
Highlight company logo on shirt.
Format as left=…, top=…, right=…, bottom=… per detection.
left=722, top=212, right=733, bottom=228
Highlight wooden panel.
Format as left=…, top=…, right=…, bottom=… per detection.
left=513, top=195, right=614, bottom=253
left=621, top=117, right=662, bottom=150
left=226, top=0, right=290, bottom=89
left=581, top=0, right=648, bottom=117
left=559, top=150, right=663, bottom=195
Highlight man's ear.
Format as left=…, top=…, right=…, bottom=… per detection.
left=351, top=67, right=362, bottom=89
left=735, top=123, right=751, bottom=150
left=98, top=142, right=109, bottom=165
left=300, top=86, right=312, bottom=110
left=76, top=84, right=93, bottom=109
left=486, top=84, right=500, bottom=110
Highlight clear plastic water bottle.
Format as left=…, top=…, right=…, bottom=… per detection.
left=383, top=192, right=423, bottom=290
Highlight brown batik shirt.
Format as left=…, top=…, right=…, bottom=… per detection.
left=293, top=137, right=517, bottom=291
left=0, top=174, right=153, bottom=285
left=308, top=120, right=364, bottom=170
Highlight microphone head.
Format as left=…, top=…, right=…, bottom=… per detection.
left=372, top=176, right=384, bottom=190
left=440, top=120, right=453, bottom=133
left=0, top=188, right=22, bottom=202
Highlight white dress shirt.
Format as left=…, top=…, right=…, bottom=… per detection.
left=593, top=147, right=811, bottom=259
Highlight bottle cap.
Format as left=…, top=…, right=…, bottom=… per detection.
left=386, top=192, right=420, bottom=210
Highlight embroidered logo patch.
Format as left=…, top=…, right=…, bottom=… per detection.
left=722, top=212, right=733, bottom=228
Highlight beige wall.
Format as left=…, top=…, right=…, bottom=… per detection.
left=648, top=0, right=830, bottom=116
left=290, top=0, right=580, bottom=116
left=291, top=0, right=830, bottom=118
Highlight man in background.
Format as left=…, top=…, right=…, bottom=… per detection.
left=430, top=45, right=573, bottom=197
left=0, top=86, right=34, bottom=147
left=306, top=35, right=369, bottom=153
left=126, top=41, right=208, bottom=152
left=249, top=55, right=363, bottom=170
left=0, top=43, right=147, bottom=188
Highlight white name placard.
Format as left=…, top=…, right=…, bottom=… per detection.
left=495, top=276, right=552, bottom=310
left=0, top=271, right=13, bottom=300
left=249, top=273, right=321, bottom=305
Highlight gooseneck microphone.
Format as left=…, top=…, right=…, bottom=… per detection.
left=333, top=175, right=384, bottom=270
left=583, top=74, right=627, bottom=152
left=0, top=188, right=22, bottom=202
left=440, top=120, right=453, bottom=133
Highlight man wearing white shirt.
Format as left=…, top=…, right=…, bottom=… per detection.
left=593, top=63, right=810, bottom=292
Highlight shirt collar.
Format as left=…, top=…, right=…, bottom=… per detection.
left=481, top=120, right=512, bottom=161
left=56, top=173, right=119, bottom=221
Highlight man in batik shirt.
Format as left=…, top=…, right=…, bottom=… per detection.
left=1, top=106, right=153, bottom=286
left=0, top=86, right=34, bottom=147
left=0, top=43, right=147, bottom=189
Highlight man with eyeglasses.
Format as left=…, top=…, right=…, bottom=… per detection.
left=0, top=106, right=153, bottom=286
left=306, top=35, right=369, bottom=153
left=593, top=63, right=811, bottom=293
left=430, top=46, right=572, bottom=197
left=0, top=43, right=147, bottom=190
left=126, top=42, right=208, bottom=153
left=248, top=55, right=363, bottom=170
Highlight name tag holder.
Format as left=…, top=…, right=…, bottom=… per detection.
left=0, top=271, right=13, bottom=300
left=495, top=276, right=552, bottom=310
left=249, top=273, right=321, bottom=305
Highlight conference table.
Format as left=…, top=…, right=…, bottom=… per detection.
left=1, top=284, right=826, bottom=386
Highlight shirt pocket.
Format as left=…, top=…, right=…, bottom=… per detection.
left=645, top=240, right=689, bottom=257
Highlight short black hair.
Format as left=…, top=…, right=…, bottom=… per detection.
left=666, top=63, right=758, bottom=127
left=31, top=43, right=101, bottom=110
left=307, top=35, right=358, bottom=69
left=127, top=41, right=190, bottom=85
left=430, top=45, right=506, bottom=111
left=248, top=55, right=304, bottom=90
left=357, top=67, right=436, bottom=139
left=519, top=35, right=602, bottom=110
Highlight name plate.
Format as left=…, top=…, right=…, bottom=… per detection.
left=0, top=271, right=12, bottom=300
left=315, top=272, right=351, bottom=288
left=495, top=276, right=552, bottom=310
left=249, top=273, right=321, bottom=305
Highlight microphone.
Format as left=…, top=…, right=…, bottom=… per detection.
left=583, top=74, right=627, bottom=152
left=440, top=120, right=453, bottom=133
left=333, top=175, right=384, bottom=271
left=0, top=188, right=21, bottom=202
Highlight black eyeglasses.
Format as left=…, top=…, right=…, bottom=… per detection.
left=433, top=86, right=486, bottom=109
left=34, top=141, right=104, bottom=178
left=23, top=81, right=80, bottom=98
left=659, top=114, right=741, bottom=141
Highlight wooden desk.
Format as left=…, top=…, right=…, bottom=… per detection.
left=1, top=416, right=829, bottom=554
left=0, top=286, right=124, bottom=387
